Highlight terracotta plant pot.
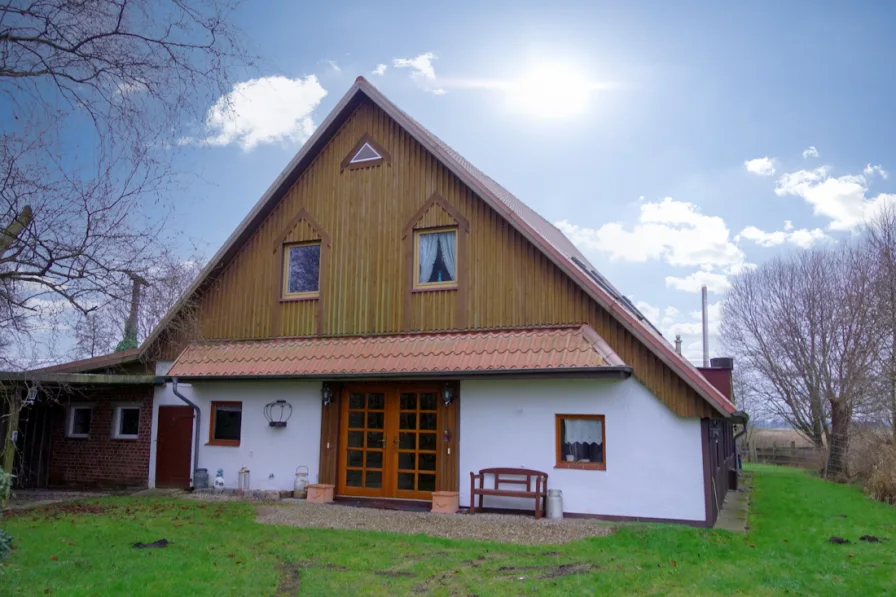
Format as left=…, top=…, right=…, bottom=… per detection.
left=431, top=491, right=459, bottom=514
left=306, top=483, right=335, bottom=504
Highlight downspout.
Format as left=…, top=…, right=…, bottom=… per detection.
left=172, top=377, right=200, bottom=482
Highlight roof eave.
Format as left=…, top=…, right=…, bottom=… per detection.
left=169, top=366, right=633, bottom=382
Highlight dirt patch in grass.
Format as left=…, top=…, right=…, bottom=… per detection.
left=5, top=503, right=114, bottom=520
left=274, top=562, right=301, bottom=596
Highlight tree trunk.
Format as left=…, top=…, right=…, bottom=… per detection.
left=826, top=398, right=851, bottom=479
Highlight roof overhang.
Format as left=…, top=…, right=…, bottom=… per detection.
left=169, top=367, right=632, bottom=382
left=0, top=372, right=163, bottom=385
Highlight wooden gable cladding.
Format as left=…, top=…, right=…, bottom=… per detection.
left=194, top=98, right=712, bottom=418
left=403, top=193, right=470, bottom=330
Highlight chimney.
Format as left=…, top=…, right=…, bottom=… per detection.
left=701, top=285, right=709, bottom=367
left=698, top=356, right=735, bottom=401
left=674, top=334, right=682, bottom=355
left=116, top=272, right=148, bottom=352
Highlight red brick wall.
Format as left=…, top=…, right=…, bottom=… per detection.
left=48, top=385, right=154, bottom=488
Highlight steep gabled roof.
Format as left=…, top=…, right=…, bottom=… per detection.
left=141, top=76, right=736, bottom=417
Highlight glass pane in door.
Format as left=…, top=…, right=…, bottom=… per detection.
left=396, top=391, right=438, bottom=495
left=344, top=391, right=386, bottom=492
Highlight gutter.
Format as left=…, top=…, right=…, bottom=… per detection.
left=171, top=377, right=201, bottom=484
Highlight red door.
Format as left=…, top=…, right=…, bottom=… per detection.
left=156, top=406, right=194, bottom=488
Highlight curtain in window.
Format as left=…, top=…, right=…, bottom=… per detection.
left=418, top=233, right=440, bottom=283
left=564, top=419, right=602, bottom=444
left=438, top=232, right=456, bottom=280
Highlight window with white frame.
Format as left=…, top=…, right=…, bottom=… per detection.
left=112, top=404, right=141, bottom=439
left=66, top=405, right=94, bottom=438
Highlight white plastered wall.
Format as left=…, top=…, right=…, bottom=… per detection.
left=150, top=364, right=322, bottom=490
left=458, top=378, right=706, bottom=522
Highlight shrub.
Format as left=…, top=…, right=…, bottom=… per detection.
left=864, top=443, right=896, bottom=505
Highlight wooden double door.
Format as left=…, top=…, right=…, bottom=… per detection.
left=337, top=384, right=440, bottom=500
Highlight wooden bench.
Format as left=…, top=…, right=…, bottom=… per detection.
left=469, top=467, right=549, bottom=519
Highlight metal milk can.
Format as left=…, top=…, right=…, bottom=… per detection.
left=294, top=466, right=309, bottom=498
left=546, top=489, right=564, bottom=520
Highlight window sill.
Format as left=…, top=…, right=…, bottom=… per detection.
left=555, top=462, right=606, bottom=471
left=65, top=435, right=90, bottom=440
left=280, top=294, right=319, bottom=303
left=412, top=285, right=458, bottom=294
left=112, top=436, right=139, bottom=441
left=206, top=440, right=241, bottom=447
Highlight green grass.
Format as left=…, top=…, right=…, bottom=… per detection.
left=1, top=465, right=895, bottom=596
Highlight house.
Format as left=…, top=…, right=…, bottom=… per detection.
left=3, top=77, right=744, bottom=526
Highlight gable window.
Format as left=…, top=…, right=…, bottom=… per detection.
left=66, top=405, right=93, bottom=439
left=414, top=228, right=457, bottom=289
left=209, top=401, right=242, bottom=446
left=112, top=404, right=141, bottom=439
left=282, top=242, right=321, bottom=299
left=555, top=414, right=605, bottom=470
left=350, top=142, right=382, bottom=164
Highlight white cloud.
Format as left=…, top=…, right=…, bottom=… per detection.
left=555, top=197, right=745, bottom=271
left=745, top=157, right=776, bottom=176
left=802, top=146, right=819, bottom=159
left=775, top=166, right=896, bottom=230
left=393, top=52, right=445, bottom=94
left=864, top=163, right=889, bottom=179
left=187, top=75, right=327, bottom=151
left=635, top=301, right=660, bottom=323
left=372, top=64, right=387, bottom=76
left=662, top=306, right=679, bottom=326
left=736, top=225, right=827, bottom=249
left=665, top=271, right=732, bottom=294
left=326, top=60, right=341, bottom=73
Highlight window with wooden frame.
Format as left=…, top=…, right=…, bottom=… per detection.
left=555, top=414, right=605, bottom=470
left=341, top=133, right=391, bottom=171
left=413, top=227, right=458, bottom=290
left=282, top=241, right=321, bottom=299
left=209, top=401, right=242, bottom=446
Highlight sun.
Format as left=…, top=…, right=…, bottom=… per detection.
left=506, top=64, right=595, bottom=119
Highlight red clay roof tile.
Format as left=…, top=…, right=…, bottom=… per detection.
left=167, top=325, right=626, bottom=378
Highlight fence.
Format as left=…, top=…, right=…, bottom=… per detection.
left=741, top=441, right=826, bottom=469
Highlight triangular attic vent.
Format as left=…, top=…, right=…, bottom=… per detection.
left=350, top=142, right=382, bottom=163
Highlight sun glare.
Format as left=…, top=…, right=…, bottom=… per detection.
left=506, top=65, right=595, bottom=119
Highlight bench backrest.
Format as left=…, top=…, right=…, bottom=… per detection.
left=475, top=467, right=548, bottom=491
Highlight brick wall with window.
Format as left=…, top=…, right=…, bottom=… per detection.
left=48, top=385, right=154, bottom=488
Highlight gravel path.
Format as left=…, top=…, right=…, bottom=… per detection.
left=255, top=502, right=614, bottom=545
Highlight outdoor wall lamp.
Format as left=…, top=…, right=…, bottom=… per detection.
left=442, top=382, right=454, bottom=406
left=321, top=383, right=334, bottom=407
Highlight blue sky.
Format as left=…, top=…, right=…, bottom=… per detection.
left=167, top=1, right=896, bottom=362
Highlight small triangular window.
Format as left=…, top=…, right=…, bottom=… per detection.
left=350, top=142, right=382, bottom=163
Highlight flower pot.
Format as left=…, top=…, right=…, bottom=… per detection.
left=431, top=491, right=459, bottom=514
left=306, top=483, right=335, bottom=504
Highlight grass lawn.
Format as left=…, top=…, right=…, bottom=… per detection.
left=1, top=465, right=895, bottom=596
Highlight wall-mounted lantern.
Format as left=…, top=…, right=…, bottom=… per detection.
left=264, top=400, right=292, bottom=427
left=321, top=383, right=334, bottom=407
left=442, top=382, right=454, bottom=406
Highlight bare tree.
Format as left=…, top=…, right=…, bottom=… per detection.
left=865, top=205, right=896, bottom=441
left=71, top=249, right=204, bottom=359
left=722, top=244, right=882, bottom=478
left=0, top=0, right=247, bottom=367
